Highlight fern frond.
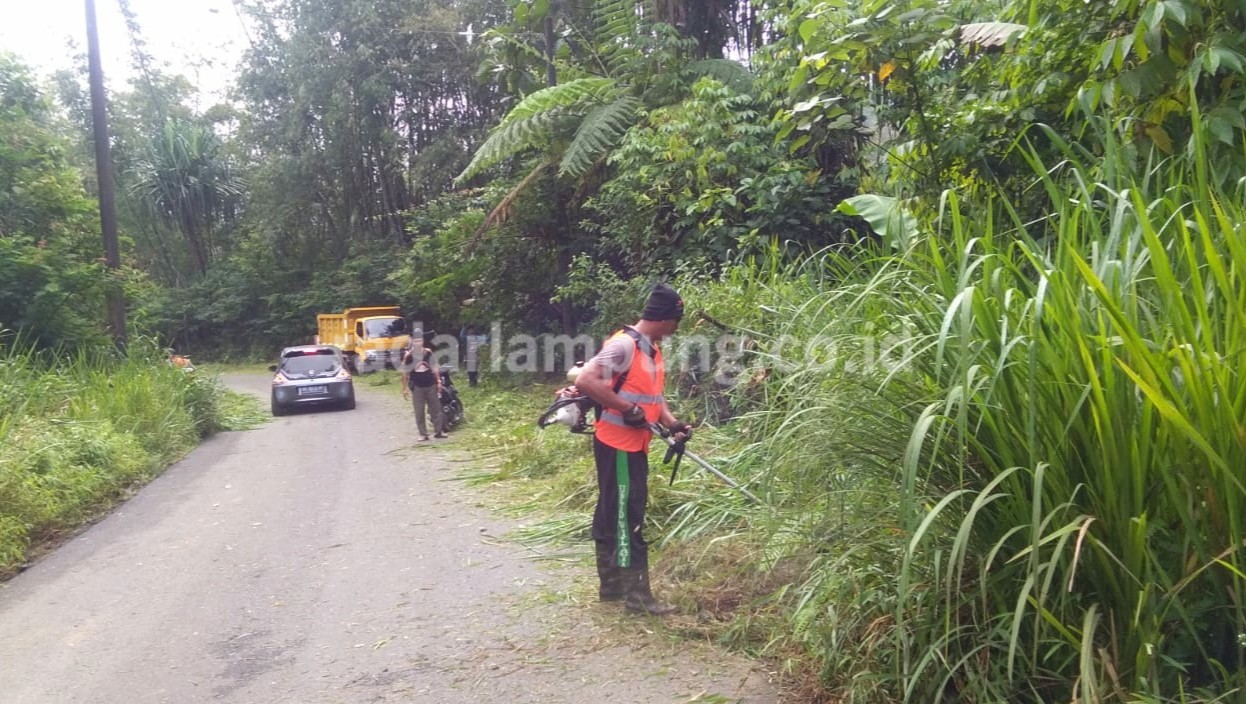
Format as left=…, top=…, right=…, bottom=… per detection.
left=474, top=29, right=553, bottom=83
left=457, top=78, right=619, bottom=182
left=457, top=111, right=564, bottom=183
left=592, top=0, right=637, bottom=39
left=497, top=77, right=616, bottom=127
left=559, top=95, right=641, bottom=178
left=687, top=59, right=754, bottom=94
left=593, top=0, right=640, bottom=73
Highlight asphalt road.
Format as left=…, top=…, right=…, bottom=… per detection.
left=0, top=372, right=779, bottom=704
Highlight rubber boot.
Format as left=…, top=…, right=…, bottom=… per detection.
left=622, top=567, right=676, bottom=616
left=596, top=543, right=624, bottom=602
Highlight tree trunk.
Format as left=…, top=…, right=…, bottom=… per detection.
left=558, top=245, right=575, bottom=334
left=544, top=10, right=557, bottom=87
left=85, top=0, right=127, bottom=347
left=182, top=211, right=208, bottom=274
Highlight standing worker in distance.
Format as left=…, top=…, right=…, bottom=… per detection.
left=402, top=339, right=448, bottom=441
left=463, top=325, right=488, bottom=387
left=575, top=283, right=692, bottom=616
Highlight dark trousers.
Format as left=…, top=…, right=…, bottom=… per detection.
left=592, top=435, right=649, bottom=570
left=410, top=384, right=443, bottom=436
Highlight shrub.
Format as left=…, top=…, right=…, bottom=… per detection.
left=0, top=337, right=244, bottom=573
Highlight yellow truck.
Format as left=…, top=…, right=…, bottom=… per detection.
left=316, top=306, right=412, bottom=373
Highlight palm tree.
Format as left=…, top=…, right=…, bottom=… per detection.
left=130, top=120, right=243, bottom=275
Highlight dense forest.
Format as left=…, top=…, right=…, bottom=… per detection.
left=4, top=0, right=1246, bottom=701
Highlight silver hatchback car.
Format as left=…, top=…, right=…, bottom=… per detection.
left=269, top=345, right=356, bottom=416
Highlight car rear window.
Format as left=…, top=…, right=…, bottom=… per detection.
left=281, top=352, right=340, bottom=375
left=283, top=347, right=336, bottom=358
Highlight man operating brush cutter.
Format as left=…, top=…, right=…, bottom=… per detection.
left=537, top=286, right=763, bottom=615
left=569, top=283, right=693, bottom=616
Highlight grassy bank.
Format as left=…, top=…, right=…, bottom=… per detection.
left=447, top=368, right=867, bottom=700
left=0, top=338, right=265, bottom=574
left=450, top=127, right=1246, bottom=702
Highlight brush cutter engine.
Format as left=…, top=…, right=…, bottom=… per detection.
left=537, top=363, right=597, bottom=433
left=537, top=386, right=596, bottom=433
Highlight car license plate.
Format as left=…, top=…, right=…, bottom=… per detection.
left=299, top=385, right=327, bottom=396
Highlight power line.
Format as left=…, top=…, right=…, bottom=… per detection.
left=228, top=0, right=256, bottom=51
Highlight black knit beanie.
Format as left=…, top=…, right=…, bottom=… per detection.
left=641, top=283, right=684, bottom=321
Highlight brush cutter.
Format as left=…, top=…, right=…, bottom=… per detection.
left=535, top=406, right=762, bottom=503
left=535, top=362, right=761, bottom=503
left=649, top=423, right=761, bottom=504
left=536, top=391, right=596, bottom=433
left=536, top=363, right=597, bottom=434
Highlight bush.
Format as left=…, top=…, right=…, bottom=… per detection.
left=0, top=337, right=247, bottom=574
left=458, top=121, right=1246, bottom=702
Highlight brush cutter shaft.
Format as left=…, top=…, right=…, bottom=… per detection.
left=680, top=447, right=762, bottom=504
left=650, top=424, right=761, bottom=504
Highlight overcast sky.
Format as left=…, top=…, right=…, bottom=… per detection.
left=0, top=0, right=248, bottom=103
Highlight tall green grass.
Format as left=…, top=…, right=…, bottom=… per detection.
left=886, top=123, right=1246, bottom=700
left=458, top=128, right=1244, bottom=700
left=681, top=246, right=933, bottom=702
left=702, top=119, right=1246, bottom=700
left=0, top=336, right=257, bottom=573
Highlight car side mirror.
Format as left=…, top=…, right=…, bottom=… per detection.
left=268, top=364, right=278, bottom=372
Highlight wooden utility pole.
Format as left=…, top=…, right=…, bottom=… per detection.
left=85, top=0, right=128, bottom=348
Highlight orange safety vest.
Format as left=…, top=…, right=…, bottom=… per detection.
left=595, top=327, right=665, bottom=452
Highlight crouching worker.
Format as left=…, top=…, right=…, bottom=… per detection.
left=575, top=283, right=692, bottom=616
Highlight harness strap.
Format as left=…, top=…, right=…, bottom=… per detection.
left=595, top=326, right=652, bottom=421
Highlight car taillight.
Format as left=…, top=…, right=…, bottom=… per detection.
left=272, top=372, right=289, bottom=385
left=335, top=368, right=351, bottom=380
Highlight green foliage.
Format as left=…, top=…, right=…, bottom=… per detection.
left=0, top=337, right=245, bottom=573
left=115, top=0, right=511, bottom=356
left=551, top=254, right=650, bottom=339
left=590, top=77, right=852, bottom=271
left=389, top=185, right=573, bottom=331
left=456, top=3, right=763, bottom=338
left=1073, top=0, right=1246, bottom=152
left=883, top=128, right=1246, bottom=702
left=457, top=77, right=623, bottom=181
left=128, top=118, right=243, bottom=275
left=464, top=1, right=746, bottom=185
left=835, top=194, right=915, bottom=249
left=390, top=192, right=491, bottom=325
left=561, top=95, right=642, bottom=178
left=0, top=55, right=114, bottom=349
left=453, top=110, right=1246, bottom=702
left=236, top=0, right=509, bottom=247
left=775, top=0, right=985, bottom=191
left=778, top=0, right=1246, bottom=213
left=720, top=122, right=1246, bottom=700
left=686, top=59, right=756, bottom=94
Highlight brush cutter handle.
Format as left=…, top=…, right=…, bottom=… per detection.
left=649, top=423, right=762, bottom=504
